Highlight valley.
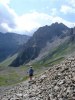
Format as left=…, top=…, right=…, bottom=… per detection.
left=0, top=23, right=75, bottom=99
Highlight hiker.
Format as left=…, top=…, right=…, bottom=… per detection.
left=28, top=66, right=34, bottom=81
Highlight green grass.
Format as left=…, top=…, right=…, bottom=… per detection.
left=0, top=72, right=29, bottom=86
left=36, top=39, right=75, bottom=67
left=0, top=38, right=75, bottom=86
left=0, top=53, right=18, bottom=67
left=0, top=65, right=28, bottom=86
left=0, top=73, right=19, bottom=86
left=45, top=57, right=64, bottom=66
left=0, top=63, right=43, bottom=86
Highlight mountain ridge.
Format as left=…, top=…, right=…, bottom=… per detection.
left=0, top=32, right=30, bottom=62
left=10, top=22, right=70, bottom=67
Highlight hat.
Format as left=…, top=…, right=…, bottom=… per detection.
left=30, top=66, right=32, bottom=68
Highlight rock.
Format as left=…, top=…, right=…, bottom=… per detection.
left=58, top=80, right=65, bottom=85
left=40, top=74, right=47, bottom=80
left=16, top=93, right=23, bottom=97
left=0, top=56, right=75, bottom=100
left=54, top=85, right=59, bottom=91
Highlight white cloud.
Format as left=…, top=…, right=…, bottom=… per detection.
left=68, top=0, right=75, bottom=7
left=0, top=3, right=18, bottom=33
left=0, top=0, right=10, bottom=4
left=14, top=12, right=52, bottom=32
left=50, top=8, right=57, bottom=16
left=0, top=2, right=75, bottom=35
left=9, top=11, right=75, bottom=32
left=15, top=11, right=75, bottom=32
left=1, top=23, right=12, bottom=32
left=51, top=16, right=75, bottom=27
left=60, top=5, right=75, bottom=14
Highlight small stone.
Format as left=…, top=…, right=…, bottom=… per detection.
left=40, top=74, right=47, bottom=80
left=58, top=80, right=65, bottom=85
left=23, top=94, right=28, bottom=98
left=54, top=86, right=59, bottom=91
left=0, top=56, right=75, bottom=100
left=59, top=98, right=63, bottom=100
left=16, top=93, right=23, bottom=97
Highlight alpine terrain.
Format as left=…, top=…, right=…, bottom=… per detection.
left=0, top=22, right=75, bottom=100
left=10, top=22, right=72, bottom=67
left=0, top=56, right=75, bottom=100
left=0, top=32, right=30, bottom=62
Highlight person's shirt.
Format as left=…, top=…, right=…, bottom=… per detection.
left=29, top=68, right=34, bottom=75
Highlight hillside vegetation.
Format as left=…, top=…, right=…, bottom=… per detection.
left=0, top=23, right=75, bottom=87
left=0, top=56, right=75, bottom=100
left=0, top=32, right=30, bottom=62
left=10, top=23, right=70, bottom=67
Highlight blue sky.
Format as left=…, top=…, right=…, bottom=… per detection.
left=9, top=0, right=55, bottom=15
left=0, top=0, right=75, bottom=35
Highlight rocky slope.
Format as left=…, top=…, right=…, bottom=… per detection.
left=10, top=23, right=69, bottom=67
left=0, top=56, right=75, bottom=100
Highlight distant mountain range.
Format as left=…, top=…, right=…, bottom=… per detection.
left=0, top=32, right=30, bottom=62
left=10, top=22, right=74, bottom=67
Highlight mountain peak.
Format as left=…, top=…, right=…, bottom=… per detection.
left=10, top=23, right=69, bottom=67
left=51, top=22, right=68, bottom=28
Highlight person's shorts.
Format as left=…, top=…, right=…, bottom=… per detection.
left=29, top=74, right=33, bottom=76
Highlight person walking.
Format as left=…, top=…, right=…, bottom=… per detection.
left=28, top=66, right=34, bottom=81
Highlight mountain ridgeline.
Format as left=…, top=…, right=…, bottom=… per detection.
left=0, top=32, right=30, bottom=62
left=10, top=22, right=73, bottom=67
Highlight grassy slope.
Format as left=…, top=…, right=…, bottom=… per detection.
left=0, top=53, right=28, bottom=86
left=0, top=53, right=45, bottom=86
left=0, top=65, right=29, bottom=86
left=0, top=38, right=75, bottom=86
left=34, top=39, right=75, bottom=67
left=0, top=53, right=18, bottom=67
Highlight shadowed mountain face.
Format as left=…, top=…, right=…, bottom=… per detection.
left=10, top=22, right=70, bottom=67
left=0, top=32, right=30, bottom=62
